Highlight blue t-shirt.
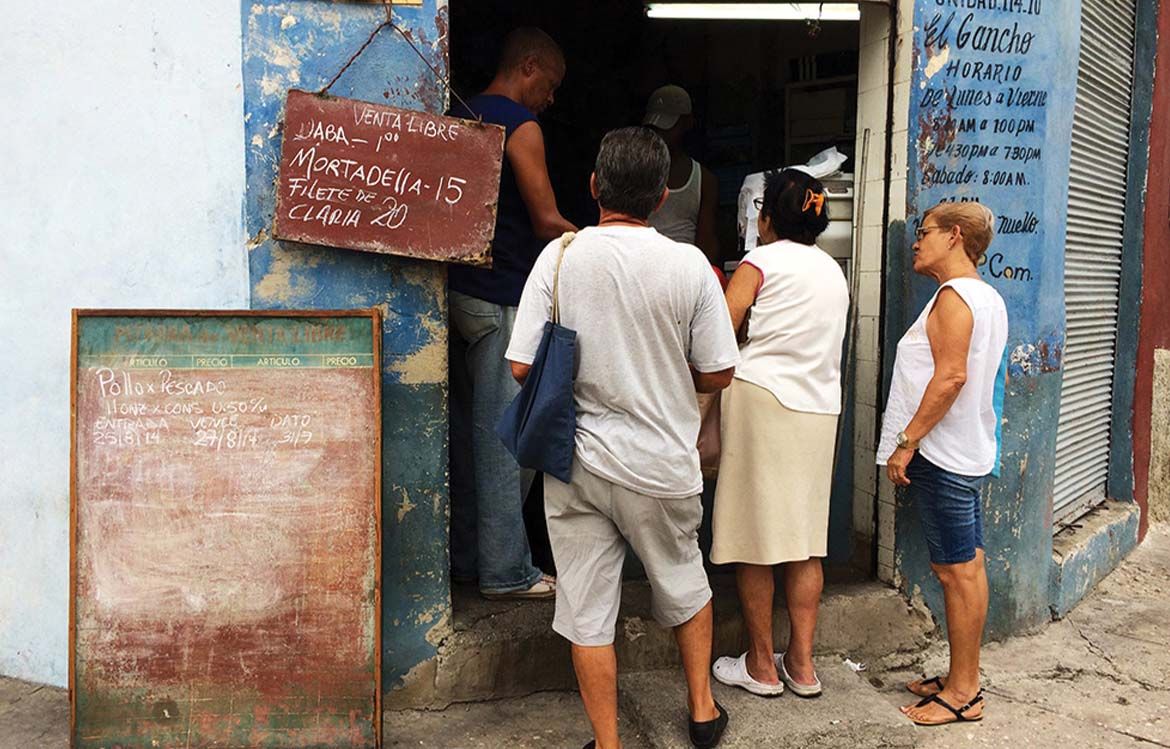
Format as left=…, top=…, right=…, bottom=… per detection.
left=448, top=94, right=540, bottom=307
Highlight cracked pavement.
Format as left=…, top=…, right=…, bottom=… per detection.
left=3, top=525, right=1167, bottom=747
left=873, top=524, right=1170, bottom=748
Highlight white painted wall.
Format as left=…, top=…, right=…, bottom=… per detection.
left=0, top=2, right=248, bottom=686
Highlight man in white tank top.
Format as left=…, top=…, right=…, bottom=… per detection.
left=643, top=85, right=721, bottom=264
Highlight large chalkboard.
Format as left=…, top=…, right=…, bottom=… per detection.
left=70, top=310, right=382, bottom=749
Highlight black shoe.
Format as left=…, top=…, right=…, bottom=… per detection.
left=581, top=742, right=596, bottom=749
left=688, top=701, right=728, bottom=748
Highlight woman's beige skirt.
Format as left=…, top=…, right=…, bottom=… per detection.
left=710, top=378, right=838, bottom=565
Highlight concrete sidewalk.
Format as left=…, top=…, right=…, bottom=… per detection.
left=6, top=525, right=1167, bottom=748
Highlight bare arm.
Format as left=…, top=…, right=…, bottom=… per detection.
left=887, top=288, right=974, bottom=485
left=507, top=122, right=577, bottom=240
left=724, top=262, right=761, bottom=342
left=692, top=366, right=735, bottom=393
left=695, top=166, right=721, bottom=264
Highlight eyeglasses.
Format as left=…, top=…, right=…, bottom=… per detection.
left=753, top=197, right=764, bottom=211
left=914, top=225, right=946, bottom=241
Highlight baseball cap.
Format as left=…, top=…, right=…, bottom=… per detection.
left=643, top=85, right=692, bottom=130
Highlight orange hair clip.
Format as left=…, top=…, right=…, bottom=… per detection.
left=802, top=189, right=825, bottom=216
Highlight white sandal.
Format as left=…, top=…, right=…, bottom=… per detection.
left=712, top=653, right=785, bottom=697
left=776, top=652, right=823, bottom=698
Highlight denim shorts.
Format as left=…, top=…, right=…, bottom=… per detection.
left=905, top=453, right=987, bottom=565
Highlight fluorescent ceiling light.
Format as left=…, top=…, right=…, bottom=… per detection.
left=646, top=3, right=861, bottom=21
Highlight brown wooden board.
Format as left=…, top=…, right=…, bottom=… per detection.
left=273, top=89, right=504, bottom=266
left=70, top=310, right=382, bottom=749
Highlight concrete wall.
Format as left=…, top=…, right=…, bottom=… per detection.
left=890, top=0, right=1082, bottom=637
left=239, top=0, right=451, bottom=697
left=857, top=2, right=915, bottom=586
left=0, top=2, right=248, bottom=686
left=1135, top=0, right=1170, bottom=533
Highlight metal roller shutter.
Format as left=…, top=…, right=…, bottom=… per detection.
left=1052, top=0, right=1137, bottom=530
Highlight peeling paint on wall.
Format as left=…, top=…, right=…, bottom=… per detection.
left=893, top=0, right=1083, bottom=638
left=241, top=0, right=452, bottom=693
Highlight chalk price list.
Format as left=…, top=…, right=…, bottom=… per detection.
left=282, top=105, right=473, bottom=233
left=88, top=366, right=318, bottom=452
left=915, top=1, right=1052, bottom=284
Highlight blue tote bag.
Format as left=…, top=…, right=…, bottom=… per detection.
left=495, top=233, right=577, bottom=483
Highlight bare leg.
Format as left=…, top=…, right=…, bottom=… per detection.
left=782, top=557, right=823, bottom=684
left=903, top=548, right=988, bottom=722
left=572, top=644, right=622, bottom=749
left=673, top=600, right=719, bottom=721
left=735, top=564, right=780, bottom=684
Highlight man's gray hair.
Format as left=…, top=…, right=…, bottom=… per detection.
left=594, top=127, right=670, bottom=220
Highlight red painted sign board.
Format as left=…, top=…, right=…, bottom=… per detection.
left=274, top=89, right=504, bottom=266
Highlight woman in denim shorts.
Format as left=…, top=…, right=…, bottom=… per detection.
left=877, top=202, right=1008, bottom=726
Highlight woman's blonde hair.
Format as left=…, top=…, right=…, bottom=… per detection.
left=923, top=201, right=996, bottom=263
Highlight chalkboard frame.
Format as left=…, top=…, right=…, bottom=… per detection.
left=69, top=308, right=383, bottom=749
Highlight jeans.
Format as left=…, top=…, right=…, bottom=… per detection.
left=905, top=452, right=987, bottom=565
left=448, top=291, right=542, bottom=593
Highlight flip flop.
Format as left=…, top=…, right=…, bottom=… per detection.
left=712, top=653, right=785, bottom=697
left=481, top=574, right=556, bottom=600
left=775, top=652, right=822, bottom=698
left=904, top=689, right=985, bottom=726
left=906, top=675, right=946, bottom=697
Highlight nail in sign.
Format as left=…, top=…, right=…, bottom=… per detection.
left=274, top=89, right=504, bottom=266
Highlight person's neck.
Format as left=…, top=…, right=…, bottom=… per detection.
left=597, top=209, right=650, bottom=228
left=483, top=75, right=525, bottom=106
left=933, top=258, right=980, bottom=284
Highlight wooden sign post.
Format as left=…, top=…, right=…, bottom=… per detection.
left=274, top=89, right=504, bottom=266
left=70, top=310, right=382, bottom=749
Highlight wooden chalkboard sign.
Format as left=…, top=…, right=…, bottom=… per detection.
left=70, top=310, right=382, bottom=749
left=274, top=89, right=505, bottom=266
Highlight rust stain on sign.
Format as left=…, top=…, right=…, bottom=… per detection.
left=274, top=89, right=503, bottom=266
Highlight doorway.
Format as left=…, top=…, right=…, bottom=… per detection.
left=448, top=1, right=875, bottom=598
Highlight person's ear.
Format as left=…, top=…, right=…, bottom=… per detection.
left=522, top=55, right=538, bottom=77
left=757, top=212, right=773, bottom=239
left=653, top=186, right=669, bottom=213
left=590, top=172, right=599, bottom=200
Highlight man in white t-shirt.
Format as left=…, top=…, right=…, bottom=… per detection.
left=507, top=127, right=740, bottom=749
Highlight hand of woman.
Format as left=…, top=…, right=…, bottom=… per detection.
left=887, top=446, right=914, bottom=486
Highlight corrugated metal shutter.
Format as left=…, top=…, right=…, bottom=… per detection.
left=1053, top=0, right=1137, bottom=530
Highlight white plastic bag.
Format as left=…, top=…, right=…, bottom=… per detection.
left=737, top=147, right=849, bottom=252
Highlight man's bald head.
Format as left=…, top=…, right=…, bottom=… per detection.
left=498, top=27, right=565, bottom=77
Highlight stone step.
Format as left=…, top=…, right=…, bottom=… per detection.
left=388, top=576, right=934, bottom=709
left=619, top=661, right=917, bottom=748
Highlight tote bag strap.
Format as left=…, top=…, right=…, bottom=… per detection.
left=551, top=231, right=576, bottom=325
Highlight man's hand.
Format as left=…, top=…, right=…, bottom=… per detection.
left=886, top=446, right=914, bottom=486
left=511, top=361, right=532, bottom=384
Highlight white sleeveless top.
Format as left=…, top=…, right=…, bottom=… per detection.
left=648, top=158, right=701, bottom=244
left=877, top=278, right=1009, bottom=476
left=735, top=240, right=849, bottom=415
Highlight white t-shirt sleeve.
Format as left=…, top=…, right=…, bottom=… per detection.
left=688, top=260, right=741, bottom=373
left=505, top=239, right=559, bottom=365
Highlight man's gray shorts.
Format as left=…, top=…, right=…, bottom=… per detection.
left=544, top=459, right=712, bottom=646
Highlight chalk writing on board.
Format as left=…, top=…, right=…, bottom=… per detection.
left=274, top=89, right=505, bottom=265
left=86, top=365, right=361, bottom=451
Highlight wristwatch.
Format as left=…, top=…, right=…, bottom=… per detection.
left=895, top=431, right=918, bottom=450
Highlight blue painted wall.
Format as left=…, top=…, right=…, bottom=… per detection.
left=892, top=1, right=1083, bottom=637
left=240, top=0, right=451, bottom=690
